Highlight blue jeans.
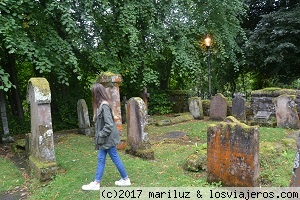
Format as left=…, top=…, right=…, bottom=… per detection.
left=95, top=146, right=128, bottom=182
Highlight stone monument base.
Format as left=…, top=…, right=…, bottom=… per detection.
left=29, top=156, right=57, bottom=182
left=125, top=141, right=154, bottom=160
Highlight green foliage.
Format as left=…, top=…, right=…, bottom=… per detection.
left=148, top=92, right=173, bottom=115
left=246, top=1, right=300, bottom=88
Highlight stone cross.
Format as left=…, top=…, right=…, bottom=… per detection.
left=27, top=78, right=57, bottom=181
left=77, top=99, right=91, bottom=136
left=125, top=97, right=154, bottom=160
left=207, top=116, right=260, bottom=186
left=140, top=87, right=150, bottom=111
left=98, top=72, right=123, bottom=134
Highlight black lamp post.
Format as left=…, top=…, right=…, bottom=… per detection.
left=204, top=35, right=212, bottom=98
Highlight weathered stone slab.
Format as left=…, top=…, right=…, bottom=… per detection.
left=189, top=97, right=204, bottom=120
left=273, top=94, right=300, bottom=129
left=254, top=111, right=272, bottom=121
left=291, top=133, right=300, bottom=186
left=77, top=99, right=91, bottom=136
left=232, top=93, right=246, bottom=121
left=207, top=117, right=259, bottom=186
left=209, top=93, right=228, bottom=121
left=27, top=78, right=57, bottom=181
left=125, top=97, right=154, bottom=160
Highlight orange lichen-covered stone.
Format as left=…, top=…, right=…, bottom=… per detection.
left=207, top=119, right=259, bottom=187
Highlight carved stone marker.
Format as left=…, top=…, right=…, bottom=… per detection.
left=273, top=94, right=300, bottom=129
left=188, top=97, right=204, bottom=120
left=98, top=72, right=123, bottom=134
left=232, top=93, right=246, bottom=121
left=290, top=133, right=300, bottom=186
left=77, top=99, right=91, bottom=136
left=125, top=97, right=154, bottom=160
left=209, top=93, right=228, bottom=121
left=207, top=116, right=259, bottom=186
left=27, top=78, right=57, bottom=181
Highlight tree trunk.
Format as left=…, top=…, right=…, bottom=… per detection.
left=0, top=89, right=13, bottom=142
left=5, top=53, right=24, bottom=119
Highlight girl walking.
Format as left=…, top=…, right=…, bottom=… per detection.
left=82, top=83, right=131, bottom=190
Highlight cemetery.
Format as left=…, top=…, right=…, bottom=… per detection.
left=0, top=1, right=299, bottom=199
left=0, top=75, right=299, bottom=199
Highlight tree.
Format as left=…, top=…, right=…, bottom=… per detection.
left=246, top=1, right=300, bottom=88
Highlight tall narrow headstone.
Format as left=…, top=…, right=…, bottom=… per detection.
left=77, top=99, right=91, bottom=136
left=188, top=97, right=204, bottom=120
left=98, top=72, right=123, bottom=134
left=232, top=93, right=246, bottom=121
left=27, top=78, right=57, bottom=181
left=125, top=97, right=154, bottom=160
left=273, top=94, right=300, bottom=129
left=209, top=93, right=228, bottom=121
left=207, top=116, right=259, bottom=186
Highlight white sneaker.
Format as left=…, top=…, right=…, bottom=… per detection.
left=82, top=181, right=100, bottom=191
left=115, top=178, right=131, bottom=186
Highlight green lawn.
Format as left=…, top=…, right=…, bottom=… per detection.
left=0, top=118, right=296, bottom=199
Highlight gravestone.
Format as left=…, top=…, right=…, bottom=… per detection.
left=98, top=72, right=123, bottom=135
left=290, top=133, right=300, bottom=186
left=251, top=88, right=300, bottom=119
left=77, top=99, right=91, bottom=136
left=188, top=97, right=204, bottom=120
left=209, top=93, right=228, bottom=121
left=207, top=116, right=259, bottom=186
left=27, top=78, right=57, bottom=181
left=125, top=97, right=154, bottom=160
left=273, top=94, right=300, bottom=129
left=232, top=93, right=246, bottom=121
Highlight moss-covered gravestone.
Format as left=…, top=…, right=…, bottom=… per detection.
left=125, top=97, right=154, bottom=160
left=27, top=78, right=57, bottom=181
left=207, top=116, right=259, bottom=186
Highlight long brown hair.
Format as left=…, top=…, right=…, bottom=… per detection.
left=91, top=83, right=113, bottom=120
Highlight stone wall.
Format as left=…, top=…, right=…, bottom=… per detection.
left=251, top=88, right=300, bottom=117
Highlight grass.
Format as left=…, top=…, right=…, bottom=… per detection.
left=0, top=157, right=24, bottom=193
left=0, top=116, right=297, bottom=199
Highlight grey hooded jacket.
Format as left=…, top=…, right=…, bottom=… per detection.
left=94, top=102, right=120, bottom=150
